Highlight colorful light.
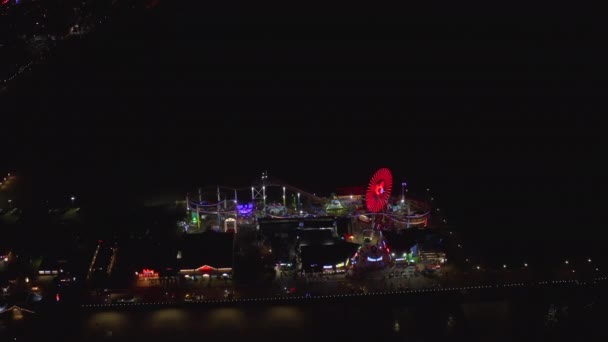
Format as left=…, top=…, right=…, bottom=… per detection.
left=365, top=168, right=393, bottom=212
left=237, top=203, right=254, bottom=215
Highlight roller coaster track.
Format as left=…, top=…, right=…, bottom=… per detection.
left=262, top=177, right=325, bottom=203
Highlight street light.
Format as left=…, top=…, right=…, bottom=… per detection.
left=503, top=264, right=507, bottom=269
left=588, top=258, right=592, bottom=263
left=524, top=263, right=528, bottom=267
left=565, top=260, right=569, bottom=265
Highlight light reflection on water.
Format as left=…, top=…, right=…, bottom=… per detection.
left=2, top=295, right=605, bottom=342
left=80, top=305, right=308, bottom=340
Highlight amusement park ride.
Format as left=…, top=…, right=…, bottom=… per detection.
left=184, top=168, right=431, bottom=233
left=183, top=168, right=435, bottom=273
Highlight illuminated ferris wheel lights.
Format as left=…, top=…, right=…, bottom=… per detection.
left=365, top=168, right=393, bottom=213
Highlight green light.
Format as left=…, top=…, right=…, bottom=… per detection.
left=191, top=211, right=198, bottom=223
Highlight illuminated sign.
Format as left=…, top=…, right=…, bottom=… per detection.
left=139, top=268, right=159, bottom=278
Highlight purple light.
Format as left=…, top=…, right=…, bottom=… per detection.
left=237, top=203, right=254, bottom=215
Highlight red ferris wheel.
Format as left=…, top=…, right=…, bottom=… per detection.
left=365, top=168, right=393, bottom=212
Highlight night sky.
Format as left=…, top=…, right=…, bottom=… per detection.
left=2, top=3, right=605, bottom=251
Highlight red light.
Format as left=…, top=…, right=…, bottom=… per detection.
left=197, top=265, right=215, bottom=272
left=366, top=168, right=393, bottom=212
left=55, top=293, right=60, bottom=302
left=1, top=0, right=10, bottom=5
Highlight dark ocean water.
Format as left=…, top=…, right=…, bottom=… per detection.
left=2, top=287, right=607, bottom=342
left=3, top=1, right=604, bottom=262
